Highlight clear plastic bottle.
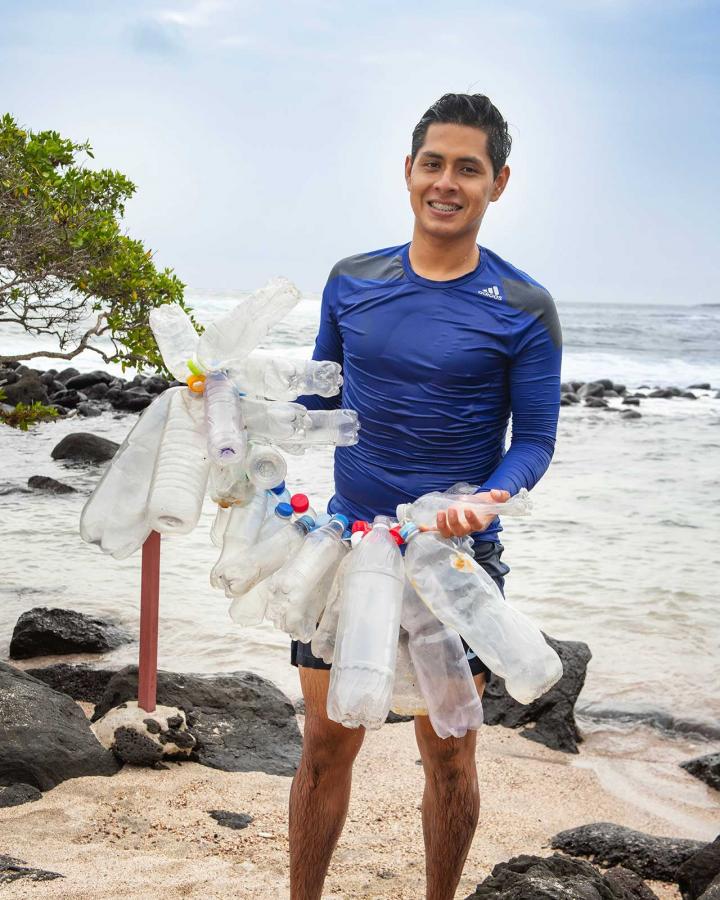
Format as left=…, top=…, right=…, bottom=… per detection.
left=224, top=514, right=315, bottom=599
left=148, top=304, right=200, bottom=383
left=210, top=505, right=231, bottom=548
left=228, top=577, right=273, bottom=627
left=390, top=629, right=428, bottom=717
left=290, top=493, right=316, bottom=521
left=401, top=524, right=563, bottom=705
left=245, top=443, right=287, bottom=490
left=203, top=371, right=247, bottom=465
left=310, top=552, right=351, bottom=664
left=240, top=396, right=310, bottom=443
left=146, top=389, right=209, bottom=535
left=278, top=408, right=359, bottom=452
left=326, top=517, right=405, bottom=730
left=80, top=386, right=177, bottom=559
left=266, top=515, right=348, bottom=639
left=210, top=487, right=268, bottom=588
left=196, top=277, right=301, bottom=370
left=230, top=352, right=342, bottom=401
left=396, top=488, right=532, bottom=531
left=257, top=501, right=293, bottom=541
left=208, top=461, right=253, bottom=508
left=402, top=580, right=484, bottom=737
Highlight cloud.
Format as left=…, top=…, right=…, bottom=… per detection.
left=156, top=0, right=233, bottom=29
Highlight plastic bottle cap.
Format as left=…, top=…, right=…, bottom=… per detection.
left=399, top=522, right=419, bottom=542
left=389, top=527, right=404, bottom=546
left=297, top=514, right=315, bottom=532
left=332, top=514, right=350, bottom=529
left=342, top=529, right=352, bottom=541
left=351, top=520, right=371, bottom=534
left=275, top=502, right=293, bottom=518
left=269, top=481, right=287, bottom=495
left=290, top=493, right=309, bottom=513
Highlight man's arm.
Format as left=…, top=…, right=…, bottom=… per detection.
left=296, top=274, right=343, bottom=411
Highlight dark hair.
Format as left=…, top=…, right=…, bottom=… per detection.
left=411, top=93, right=512, bottom=178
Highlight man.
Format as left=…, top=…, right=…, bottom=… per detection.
left=290, top=93, right=562, bottom=900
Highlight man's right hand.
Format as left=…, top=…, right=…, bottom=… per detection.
left=431, top=488, right=510, bottom=538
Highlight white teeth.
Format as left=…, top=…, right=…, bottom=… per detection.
left=429, top=202, right=460, bottom=211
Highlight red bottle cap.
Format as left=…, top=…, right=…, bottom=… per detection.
left=290, top=493, right=309, bottom=514
left=389, top=527, right=404, bottom=546
left=351, top=520, right=371, bottom=534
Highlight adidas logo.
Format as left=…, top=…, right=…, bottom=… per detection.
left=478, top=285, right=502, bottom=300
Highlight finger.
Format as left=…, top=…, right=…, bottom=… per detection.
left=490, top=488, right=510, bottom=502
left=435, top=511, right=452, bottom=538
left=446, top=507, right=467, bottom=537
left=464, top=508, right=484, bottom=530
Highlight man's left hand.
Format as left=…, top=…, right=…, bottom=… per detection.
left=432, top=488, right=511, bottom=538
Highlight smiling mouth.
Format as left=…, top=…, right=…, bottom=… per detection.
left=428, top=201, right=462, bottom=213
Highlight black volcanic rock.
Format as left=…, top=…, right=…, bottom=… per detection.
left=51, top=432, right=119, bottom=463
left=9, top=607, right=131, bottom=659
left=0, top=783, right=42, bottom=808
left=677, top=836, right=720, bottom=900
left=681, top=753, right=720, bottom=791
left=25, top=663, right=117, bottom=705
left=27, top=475, right=76, bottom=494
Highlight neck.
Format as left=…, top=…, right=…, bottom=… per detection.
left=408, top=227, right=480, bottom=281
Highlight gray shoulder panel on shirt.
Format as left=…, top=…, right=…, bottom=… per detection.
left=501, top=277, right=562, bottom=349
left=329, top=251, right=405, bottom=283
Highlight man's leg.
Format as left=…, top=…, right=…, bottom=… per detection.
left=289, top=666, right=365, bottom=900
left=414, top=673, right=486, bottom=900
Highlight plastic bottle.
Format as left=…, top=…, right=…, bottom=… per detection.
left=209, top=460, right=253, bottom=508
left=240, top=396, right=310, bottom=443
left=278, top=408, right=359, bottom=452
left=225, top=514, right=315, bottom=600
left=401, top=524, right=563, bottom=705
left=230, top=352, right=342, bottom=401
left=267, top=481, right=291, bottom=505
left=203, top=371, right=247, bottom=465
left=290, top=493, right=316, bottom=521
left=390, top=629, right=428, bottom=717
left=266, top=515, right=349, bottom=640
left=196, top=277, right=301, bottom=371
left=245, top=443, right=287, bottom=490
left=228, top=578, right=273, bottom=627
left=148, top=304, right=200, bottom=383
left=402, top=580, right=484, bottom=737
left=257, top=501, right=293, bottom=541
left=396, top=488, right=532, bottom=531
left=210, top=505, right=231, bottom=548
left=326, top=517, right=405, bottom=730
left=80, top=386, right=176, bottom=559
left=314, top=512, right=332, bottom=528
left=211, top=487, right=268, bottom=588
left=310, top=552, right=351, bottom=664
left=146, top=389, right=210, bottom=535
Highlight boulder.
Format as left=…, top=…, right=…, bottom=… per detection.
left=0, top=855, right=63, bottom=885
left=560, top=396, right=573, bottom=407
left=585, top=397, right=609, bottom=408
left=209, top=810, right=254, bottom=830
left=83, top=381, right=110, bottom=400
left=551, top=822, right=706, bottom=882
left=0, top=783, right=42, bottom=808
left=681, top=391, right=697, bottom=400
left=604, top=390, right=620, bottom=398
left=9, top=607, right=132, bottom=659
left=621, top=410, right=642, bottom=420
left=25, top=663, right=117, bottom=705
left=701, top=875, right=720, bottom=899
left=597, top=379, right=615, bottom=390
left=110, top=388, right=153, bottom=412
left=0, top=367, right=19, bottom=385
left=51, top=432, right=119, bottom=463
left=0, top=661, right=119, bottom=790
left=92, top=666, right=302, bottom=776
left=483, top=637, right=591, bottom=754
left=578, top=382, right=605, bottom=399
left=64, top=371, right=113, bottom=390
left=649, top=389, right=673, bottom=399
left=464, top=854, right=659, bottom=899
left=2, top=374, right=49, bottom=405
left=92, top=701, right=196, bottom=766
left=564, top=392, right=580, bottom=404
left=48, top=388, right=86, bottom=409
left=55, top=367, right=80, bottom=383
left=623, top=397, right=641, bottom=406
left=77, top=401, right=103, bottom=417
left=677, top=837, right=720, bottom=900
left=681, top=753, right=720, bottom=791
left=688, top=383, right=711, bottom=390
left=27, top=475, right=76, bottom=494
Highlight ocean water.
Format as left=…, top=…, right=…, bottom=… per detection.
left=1, top=295, right=719, bottom=835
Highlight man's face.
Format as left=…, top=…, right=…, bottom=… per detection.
left=405, top=122, right=510, bottom=241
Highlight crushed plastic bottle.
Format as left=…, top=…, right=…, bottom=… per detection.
left=401, top=524, right=563, bottom=705
left=225, top=514, right=315, bottom=599
left=211, top=487, right=268, bottom=588
left=203, top=371, right=247, bottom=465
left=209, top=460, right=253, bottom=508
left=148, top=304, right=200, bottom=383
left=228, top=577, right=273, bottom=627
left=278, top=408, right=360, bottom=453
left=245, top=442, right=287, bottom=490
left=146, top=389, right=209, bottom=535
left=327, top=517, right=404, bottom=730
left=196, top=277, right=301, bottom=371
left=80, top=386, right=176, bottom=559
left=390, top=629, right=428, bottom=716
left=266, top=515, right=348, bottom=640
left=396, top=487, right=532, bottom=530
left=402, top=579, right=484, bottom=737
left=231, top=352, right=342, bottom=401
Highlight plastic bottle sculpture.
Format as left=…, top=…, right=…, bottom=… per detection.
left=230, top=352, right=342, bottom=401
left=266, top=515, right=349, bottom=641
left=211, top=487, right=269, bottom=589
left=390, top=629, right=428, bottom=717
left=204, top=371, right=247, bottom=465
left=396, top=487, right=532, bottom=531
left=327, top=517, right=405, bottom=730
left=401, top=580, right=484, bottom=737
left=278, top=409, right=360, bottom=454
left=244, top=442, right=287, bottom=490
left=400, top=524, right=563, bottom=705
left=310, top=551, right=352, bottom=664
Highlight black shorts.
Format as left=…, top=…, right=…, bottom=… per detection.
left=290, top=539, right=510, bottom=682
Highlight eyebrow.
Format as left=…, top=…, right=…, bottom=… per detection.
left=419, top=151, right=485, bottom=166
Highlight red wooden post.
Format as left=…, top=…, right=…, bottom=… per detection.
left=138, top=530, right=161, bottom=712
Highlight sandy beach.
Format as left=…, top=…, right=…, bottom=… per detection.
left=2, top=703, right=715, bottom=900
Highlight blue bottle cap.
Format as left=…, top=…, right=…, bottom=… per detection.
left=399, top=522, right=419, bottom=541
left=297, top=514, right=315, bottom=532
left=342, top=529, right=352, bottom=540
left=275, top=502, right=293, bottom=518
left=269, top=481, right=287, bottom=495
left=332, top=514, right=350, bottom=529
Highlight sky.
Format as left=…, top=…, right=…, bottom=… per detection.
left=1, top=0, right=719, bottom=305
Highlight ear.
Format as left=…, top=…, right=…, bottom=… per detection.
left=404, top=154, right=413, bottom=190
left=490, top=165, right=510, bottom=202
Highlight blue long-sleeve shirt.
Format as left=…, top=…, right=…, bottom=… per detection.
left=299, top=242, right=562, bottom=540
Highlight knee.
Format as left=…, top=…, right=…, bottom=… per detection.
left=416, top=723, right=476, bottom=784
left=300, top=719, right=363, bottom=784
